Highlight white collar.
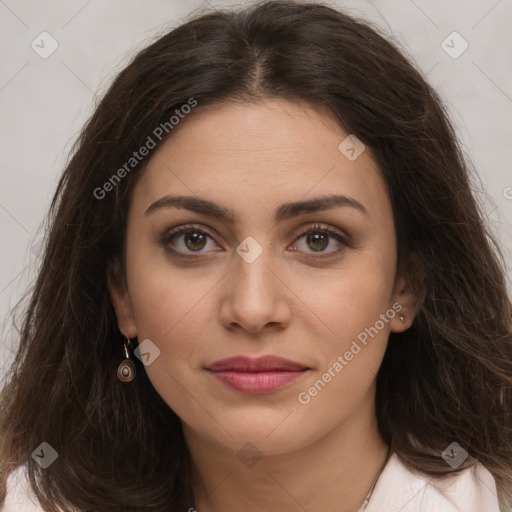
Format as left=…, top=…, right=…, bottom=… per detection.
left=364, top=452, right=501, bottom=512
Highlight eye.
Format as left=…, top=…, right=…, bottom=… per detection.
left=289, top=223, right=350, bottom=258
left=161, top=224, right=220, bottom=256
left=160, top=223, right=351, bottom=260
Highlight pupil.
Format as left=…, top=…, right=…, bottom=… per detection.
left=185, top=233, right=206, bottom=251
left=307, top=233, right=328, bottom=252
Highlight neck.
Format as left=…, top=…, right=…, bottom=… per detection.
left=185, top=384, right=390, bottom=512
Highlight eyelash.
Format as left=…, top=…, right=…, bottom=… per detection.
left=160, top=223, right=351, bottom=261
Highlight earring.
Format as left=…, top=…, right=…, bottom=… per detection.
left=117, top=338, right=136, bottom=382
left=399, top=314, right=406, bottom=328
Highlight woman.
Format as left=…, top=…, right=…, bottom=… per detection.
left=1, top=1, right=511, bottom=511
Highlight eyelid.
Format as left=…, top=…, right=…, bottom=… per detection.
left=160, top=224, right=217, bottom=250
left=292, top=223, right=349, bottom=243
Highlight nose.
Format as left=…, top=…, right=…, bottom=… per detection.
left=218, top=248, right=291, bottom=334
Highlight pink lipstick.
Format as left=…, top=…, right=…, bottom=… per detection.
left=206, top=355, right=309, bottom=394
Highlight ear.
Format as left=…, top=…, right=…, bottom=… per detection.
left=107, top=256, right=138, bottom=339
left=389, top=252, right=425, bottom=333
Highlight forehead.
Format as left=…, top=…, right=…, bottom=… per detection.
left=133, top=100, right=390, bottom=222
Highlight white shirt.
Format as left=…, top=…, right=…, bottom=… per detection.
left=1, top=453, right=503, bottom=511
left=364, top=452, right=502, bottom=512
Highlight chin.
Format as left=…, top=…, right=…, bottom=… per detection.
left=196, top=414, right=314, bottom=457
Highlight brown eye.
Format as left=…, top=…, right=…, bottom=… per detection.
left=290, top=224, right=350, bottom=258
left=305, top=232, right=329, bottom=252
left=161, top=225, right=220, bottom=256
left=182, top=232, right=208, bottom=251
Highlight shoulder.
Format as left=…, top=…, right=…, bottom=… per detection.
left=2, top=466, right=46, bottom=511
left=366, top=452, right=502, bottom=512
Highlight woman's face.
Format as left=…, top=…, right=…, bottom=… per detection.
left=109, top=99, right=413, bottom=456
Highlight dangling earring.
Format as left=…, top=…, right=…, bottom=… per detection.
left=117, top=338, right=136, bottom=382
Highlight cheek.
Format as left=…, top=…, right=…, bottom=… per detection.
left=295, top=275, right=394, bottom=417
left=303, top=247, right=396, bottom=382
left=311, top=255, right=395, bottom=335
left=125, top=257, right=214, bottom=415
left=125, top=244, right=217, bottom=364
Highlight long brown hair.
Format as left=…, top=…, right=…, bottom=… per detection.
left=1, top=1, right=511, bottom=510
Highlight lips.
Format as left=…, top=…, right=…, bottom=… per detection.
left=207, top=355, right=309, bottom=372
left=206, top=355, right=310, bottom=394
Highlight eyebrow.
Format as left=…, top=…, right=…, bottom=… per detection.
left=144, top=194, right=368, bottom=223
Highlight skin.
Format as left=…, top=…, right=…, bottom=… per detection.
left=108, top=99, right=420, bottom=512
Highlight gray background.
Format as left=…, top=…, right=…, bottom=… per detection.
left=1, top=0, right=511, bottom=382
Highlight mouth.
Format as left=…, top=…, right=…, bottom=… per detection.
left=206, top=355, right=310, bottom=394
